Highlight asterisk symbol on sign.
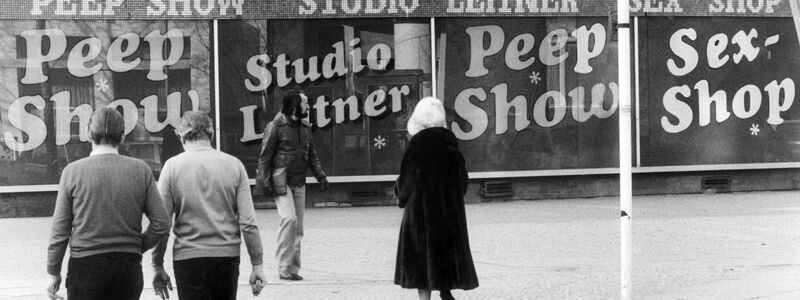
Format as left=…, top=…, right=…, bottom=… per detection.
left=749, top=124, right=760, bottom=136
left=95, top=77, right=109, bottom=93
left=373, top=135, right=386, bottom=149
left=529, top=71, right=542, bottom=85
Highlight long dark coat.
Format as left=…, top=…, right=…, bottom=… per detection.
left=394, top=127, right=479, bottom=291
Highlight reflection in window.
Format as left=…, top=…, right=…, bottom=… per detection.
left=218, top=19, right=432, bottom=176
left=0, top=20, right=211, bottom=184
left=436, top=17, right=618, bottom=171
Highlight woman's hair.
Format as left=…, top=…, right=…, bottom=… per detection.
left=281, top=89, right=305, bottom=116
left=407, top=97, right=446, bottom=136
left=176, top=111, right=214, bottom=142
left=88, top=107, right=125, bottom=146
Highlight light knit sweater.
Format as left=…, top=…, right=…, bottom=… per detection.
left=152, top=141, right=263, bottom=266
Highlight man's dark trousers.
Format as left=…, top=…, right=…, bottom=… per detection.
left=65, top=252, right=143, bottom=300
left=174, top=256, right=240, bottom=300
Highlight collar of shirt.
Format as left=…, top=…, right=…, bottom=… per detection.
left=90, top=145, right=118, bottom=156
left=182, top=140, right=213, bottom=152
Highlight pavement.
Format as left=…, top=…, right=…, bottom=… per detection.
left=1, top=190, right=799, bottom=299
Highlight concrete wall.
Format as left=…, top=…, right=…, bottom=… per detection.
left=0, top=192, right=57, bottom=217
left=3, top=168, right=799, bottom=217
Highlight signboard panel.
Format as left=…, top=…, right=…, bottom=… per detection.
left=0, top=1, right=793, bottom=20
left=217, top=19, right=433, bottom=177
left=438, top=17, right=621, bottom=172
left=640, top=17, right=800, bottom=166
left=0, top=20, right=212, bottom=185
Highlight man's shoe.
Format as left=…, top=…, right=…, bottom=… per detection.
left=279, top=274, right=303, bottom=281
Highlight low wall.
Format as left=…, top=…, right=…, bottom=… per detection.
left=3, top=168, right=799, bottom=218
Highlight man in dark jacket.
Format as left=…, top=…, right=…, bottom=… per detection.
left=257, top=90, right=329, bottom=281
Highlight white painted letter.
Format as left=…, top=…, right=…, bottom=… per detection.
left=299, top=0, right=317, bottom=14
left=505, top=33, right=536, bottom=70
left=20, top=29, right=67, bottom=84
left=4, top=96, right=47, bottom=152
left=52, top=91, right=93, bottom=145
left=31, top=0, right=53, bottom=15
left=533, top=90, right=566, bottom=127
left=706, top=33, right=729, bottom=69
left=492, top=83, right=530, bottom=134
left=68, top=38, right=103, bottom=77
left=731, top=84, right=762, bottom=119
left=108, top=33, right=142, bottom=73
left=540, top=29, right=568, bottom=66
left=451, top=88, right=488, bottom=140
left=245, top=54, right=272, bottom=92
left=145, top=29, right=185, bottom=81
left=465, top=25, right=504, bottom=77
left=765, top=78, right=795, bottom=125
left=239, top=105, right=262, bottom=142
left=667, top=28, right=698, bottom=76
left=573, top=23, right=606, bottom=74
left=694, top=80, right=730, bottom=126
left=661, top=85, right=693, bottom=133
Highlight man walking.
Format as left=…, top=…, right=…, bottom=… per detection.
left=258, top=90, right=329, bottom=281
left=46, top=107, right=171, bottom=300
left=151, top=112, right=266, bottom=299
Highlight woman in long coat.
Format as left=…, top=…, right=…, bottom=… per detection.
left=394, top=97, right=479, bottom=300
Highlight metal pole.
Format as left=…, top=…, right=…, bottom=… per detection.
left=430, top=17, right=437, bottom=98
left=791, top=0, right=800, bottom=43
left=617, top=0, right=633, bottom=299
left=213, top=20, right=221, bottom=150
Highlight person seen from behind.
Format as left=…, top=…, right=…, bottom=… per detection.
left=46, top=107, right=171, bottom=300
left=394, top=97, right=479, bottom=300
left=151, top=111, right=266, bottom=299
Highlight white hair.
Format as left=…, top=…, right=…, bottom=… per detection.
left=407, top=97, right=446, bottom=137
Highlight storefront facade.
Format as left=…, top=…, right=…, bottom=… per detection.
left=1, top=1, right=799, bottom=216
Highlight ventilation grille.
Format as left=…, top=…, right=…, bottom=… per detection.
left=702, top=176, right=731, bottom=190
left=349, top=189, right=382, bottom=201
left=480, top=181, right=514, bottom=198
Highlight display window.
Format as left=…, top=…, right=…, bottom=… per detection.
left=0, top=20, right=212, bottom=185
left=437, top=17, right=620, bottom=171
left=639, top=17, right=800, bottom=166
left=217, top=19, right=432, bottom=177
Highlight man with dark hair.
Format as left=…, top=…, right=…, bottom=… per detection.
left=258, top=90, right=329, bottom=281
left=46, top=107, right=171, bottom=300
left=151, top=111, right=266, bottom=300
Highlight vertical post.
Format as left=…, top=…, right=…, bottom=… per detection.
left=213, top=20, right=221, bottom=150
left=617, top=1, right=633, bottom=299
left=633, top=16, right=641, bottom=168
left=430, top=17, right=437, bottom=97
left=791, top=0, right=800, bottom=43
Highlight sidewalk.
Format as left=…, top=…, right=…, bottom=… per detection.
left=1, top=190, right=799, bottom=299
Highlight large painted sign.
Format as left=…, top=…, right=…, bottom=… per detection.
left=441, top=17, right=620, bottom=171
left=2, top=16, right=800, bottom=189
left=216, top=19, right=432, bottom=177
left=641, top=17, right=800, bottom=165
left=5, top=28, right=200, bottom=153
left=0, top=0, right=795, bottom=19
left=0, top=20, right=211, bottom=185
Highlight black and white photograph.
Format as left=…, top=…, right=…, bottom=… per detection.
left=1, top=0, right=799, bottom=299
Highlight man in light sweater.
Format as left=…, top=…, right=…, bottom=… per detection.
left=151, top=111, right=266, bottom=300
left=46, top=107, right=171, bottom=300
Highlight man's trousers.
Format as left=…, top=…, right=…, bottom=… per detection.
left=275, top=185, right=306, bottom=277
left=65, top=252, right=143, bottom=300
left=173, top=256, right=240, bottom=300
